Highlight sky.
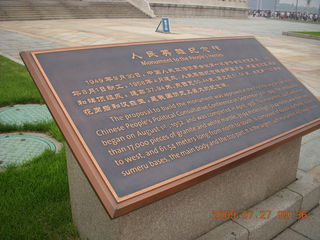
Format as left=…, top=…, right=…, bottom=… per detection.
left=249, top=0, right=320, bottom=9
left=279, top=0, right=319, bottom=8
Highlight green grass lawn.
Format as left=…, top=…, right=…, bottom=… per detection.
left=292, top=31, right=320, bottom=36
left=0, top=121, right=64, bottom=142
left=271, top=18, right=320, bottom=25
left=0, top=55, right=78, bottom=239
left=0, top=55, right=44, bottom=107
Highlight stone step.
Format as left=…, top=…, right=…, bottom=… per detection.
left=1, top=9, right=138, bottom=13
left=0, top=14, right=147, bottom=19
left=1, top=8, right=136, bottom=11
left=0, top=13, right=143, bottom=16
left=0, top=14, right=142, bottom=17
left=0, top=13, right=145, bottom=17
left=0, top=1, right=128, bottom=5
left=0, top=10, right=140, bottom=14
left=0, top=0, right=150, bottom=20
left=196, top=174, right=320, bottom=240
left=0, top=15, right=147, bottom=20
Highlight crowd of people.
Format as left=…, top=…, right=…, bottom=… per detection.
left=249, top=9, right=320, bottom=22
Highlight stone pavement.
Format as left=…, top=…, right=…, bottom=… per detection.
left=0, top=28, right=63, bottom=64
left=288, top=206, right=320, bottom=240
left=0, top=17, right=319, bottom=97
left=0, top=17, right=319, bottom=239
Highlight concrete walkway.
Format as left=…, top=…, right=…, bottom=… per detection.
left=0, top=17, right=319, bottom=98
left=0, top=17, right=319, bottom=239
left=174, top=17, right=320, bottom=38
left=0, top=28, right=63, bottom=64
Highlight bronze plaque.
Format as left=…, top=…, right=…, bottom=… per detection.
left=20, top=37, right=320, bottom=217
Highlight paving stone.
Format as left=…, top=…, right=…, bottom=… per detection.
left=296, top=169, right=307, bottom=180
left=0, top=28, right=64, bottom=64
left=273, top=229, right=310, bottom=240
left=0, top=105, right=53, bottom=126
left=301, top=129, right=320, bottom=145
left=173, top=18, right=320, bottom=38
left=299, top=130, right=320, bottom=171
left=0, top=133, right=56, bottom=167
left=287, top=175, right=320, bottom=212
left=197, top=221, right=248, bottom=240
left=291, top=206, right=320, bottom=240
left=234, top=189, right=302, bottom=240
left=308, top=165, right=320, bottom=183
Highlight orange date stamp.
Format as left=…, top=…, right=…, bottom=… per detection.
left=210, top=210, right=308, bottom=220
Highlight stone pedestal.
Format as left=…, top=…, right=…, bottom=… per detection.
left=67, top=137, right=301, bottom=240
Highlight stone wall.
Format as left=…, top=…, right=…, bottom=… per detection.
left=129, top=0, right=155, bottom=17
left=148, top=0, right=247, bottom=8
left=82, top=0, right=155, bottom=17
left=147, top=0, right=248, bottom=18
left=67, top=138, right=301, bottom=240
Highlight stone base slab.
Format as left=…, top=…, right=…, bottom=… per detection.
left=67, top=138, right=301, bottom=240
left=197, top=174, right=320, bottom=240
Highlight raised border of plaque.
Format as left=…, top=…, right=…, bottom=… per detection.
left=20, top=37, right=320, bottom=218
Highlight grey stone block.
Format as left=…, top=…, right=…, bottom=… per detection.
left=150, top=3, right=248, bottom=18
left=296, top=169, right=307, bottom=180
left=308, top=165, right=320, bottom=183
left=234, top=189, right=302, bottom=240
left=299, top=129, right=320, bottom=171
left=297, top=169, right=307, bottom=179
left=273, top=229, right=310, bottom=240
left=301, top=129, right=320, bottom=145
left=291, top=206, right=320, bottom=240
left=197, top=221, right=248, bottom=240
left=67, top=138, right=301, bottom=240
left=287, top=175, right=320, bottom=212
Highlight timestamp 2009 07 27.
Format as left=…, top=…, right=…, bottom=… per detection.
left=210, top=209, right=308, bottom=220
